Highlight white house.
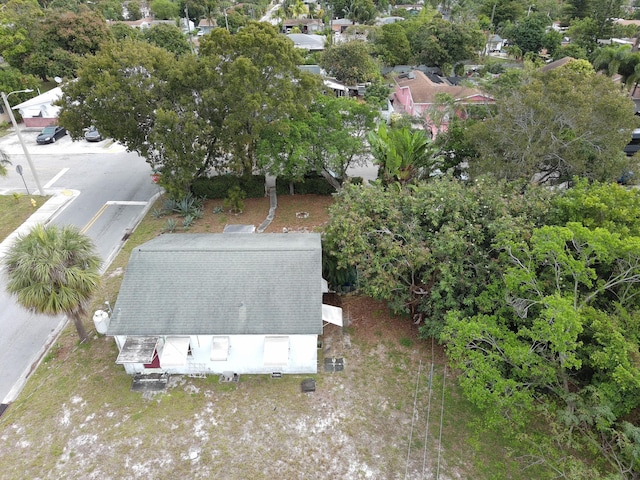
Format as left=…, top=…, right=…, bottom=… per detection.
left=287, top=33, right=326, bottom=52
left=106, top=233, right=340, bottom=376
left=13, top=87, right=62, bottom=128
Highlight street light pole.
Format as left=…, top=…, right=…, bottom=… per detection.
left=1, top=90, right=44, bottom=196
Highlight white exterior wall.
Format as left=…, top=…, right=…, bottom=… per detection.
left=114, top=334, right=318, bottom=375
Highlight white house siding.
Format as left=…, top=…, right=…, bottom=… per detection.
left=114, top=334, right=318, bottom=375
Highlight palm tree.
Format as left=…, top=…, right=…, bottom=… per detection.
left=368, top=123, right=442, bottom=186
left=592, top=44, right=632, bottom=77
left=3, top=223, right=102, bottom=343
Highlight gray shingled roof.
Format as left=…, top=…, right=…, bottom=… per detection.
left=107, top=233, right=323, bottom=336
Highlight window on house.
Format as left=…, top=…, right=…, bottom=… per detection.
left=263, top=336, right=289, bottom=366
left=210, top=336, right=230, bottom=361
left=159, top=336, right=191, bottom=368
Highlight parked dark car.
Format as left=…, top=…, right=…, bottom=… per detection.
left=84, top=126, right=103, bottom=142
left=624, top=128, right=640, bottom=156
left=36, top=125, right=66, bottom=144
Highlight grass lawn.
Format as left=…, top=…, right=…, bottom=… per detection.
left=0, top=192, right=571, bottom=479
left=0, top=194, right=50, bottom=242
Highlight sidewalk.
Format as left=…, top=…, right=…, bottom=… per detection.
left=0, top=189, right=79, bottom=258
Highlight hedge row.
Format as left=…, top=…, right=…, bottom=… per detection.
left=191, top=175, right=265, bottom=199
left=276, top=176, right=337, bottom=195
left=192, top=174, right=353, bottom=199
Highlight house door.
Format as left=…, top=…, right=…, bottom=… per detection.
left=144, top=350, right=160, bottom=368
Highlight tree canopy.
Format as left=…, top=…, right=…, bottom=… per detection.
left=3, top=223, right=101, bottom=342
left=5, top=8, right=112, bottom=80
left=372, top=16, right=485, bottom=70
left=143, top=23, right=192, bottom=55
left=323, top=178, right=553, bottom=337
left=468, top=62, right=637, bottom=185
left=442, top=181, right=640, bottom=476
left=257, top=94, right=377, bottom=182
left=319, top=41, right=380, bottom=85
left=59, top=22, right=321, bottom=198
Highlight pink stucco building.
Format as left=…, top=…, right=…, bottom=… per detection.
left=393, top=70, right=493, bottom=137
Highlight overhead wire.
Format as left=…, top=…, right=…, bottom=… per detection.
left=435, top=364, right=447, bottom=480
left=405, top=359, right=422, bottom=480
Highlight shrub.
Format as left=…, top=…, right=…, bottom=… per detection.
left=172, top=192, right=203, bottom=217
left=276, top=176, right=337, bottom=195
left=191, top=175, right=265, bottom=199
left=163, top=218, right=177, bottom=232
left=224, top=185, right=246, bottom=213
left=183, top=214, right=195, bottom=230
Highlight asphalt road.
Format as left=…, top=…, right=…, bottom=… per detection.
left=0, top=129, right=158, bottom=404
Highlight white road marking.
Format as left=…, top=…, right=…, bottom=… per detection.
left=44, top=168, right=69, bottom=188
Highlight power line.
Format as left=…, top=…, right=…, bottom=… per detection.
left=421, top=361, right=434, bottom=479
left=435, top=364, right=447, bottom=480
left=405, top=359, right=422, bottom=480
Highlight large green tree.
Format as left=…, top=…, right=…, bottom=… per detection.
left=0, top=0, right=44, bottom=70
left=198, top=22, right=319, bottom=174
left=143, top=23, right=191, bottom=55
left=563, top=0, right=623, bottom=39
left=443, top=181, right=640, bottom=477
left=3, top=224, right=102, bottom=342
left=503, top=14, right=547, bottom=55
left=150, top=0, right=180, bottom=19
left=406, top=17, right=485, bottom=70
left=319, top=41, right=380, bottom=85
left=59, top=22, right=319, bottom=198
left=374, top=22, right=412, bottom=66
left=479, top=0, right=525, bottom=28
left=22, top=9, right=113, bottom=80
left=257, top=94, right=377, bottom=183
left=468, top=61, right=637, bottom=185
left=324, top=178, right=553, bottom=337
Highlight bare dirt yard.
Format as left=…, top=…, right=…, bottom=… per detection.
left=0, top=193, right=517, bottom=479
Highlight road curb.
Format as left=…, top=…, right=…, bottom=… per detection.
left=0, top=189, right=80, bottom=259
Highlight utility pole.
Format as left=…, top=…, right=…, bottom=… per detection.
left=184, top=3, right=195, bottom=54
left=1, top=90, right=44, bottom=196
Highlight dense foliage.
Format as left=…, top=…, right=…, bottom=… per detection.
left=324, top=178, right=553, bottom=337
left=59, top=22, right=320, bottom=199
left=468, top=61, right=637, bottom=186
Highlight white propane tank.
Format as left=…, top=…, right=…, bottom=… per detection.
left=93, top=309, right=110, bottom=334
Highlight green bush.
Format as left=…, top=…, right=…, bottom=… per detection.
left=276, top=176, right=336, bottom=195
left=223, top=185, right=246, bottom=213
left=191, top=175, right=265, bottom=199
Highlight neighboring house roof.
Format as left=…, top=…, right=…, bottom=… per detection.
left=298, top=64, right=323, bottom=75
left=107, top=233, right=323, bottom=336
left=376, top=16, right=405, bottom=25
left=118, top=17, right=154, bottom=29
left=287, top=33, right=326, bottom=50
left=394, top=70, right=490, bottom=105
left=540, top=56, right=575, bottom=72
left=198, top=18, right=217, bottom=28
left=13, top=87, right=62, bottom=118
left=282, top=18, right=323, bottom=26
left=331, top=18, right=354, bottom=26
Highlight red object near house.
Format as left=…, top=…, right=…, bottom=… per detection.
left=151, top=174, right=160, bottom=184
left=144, top=351, right=160, bottom=368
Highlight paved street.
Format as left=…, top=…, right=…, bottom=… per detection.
left=0, top=128, right=158, bottom=405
